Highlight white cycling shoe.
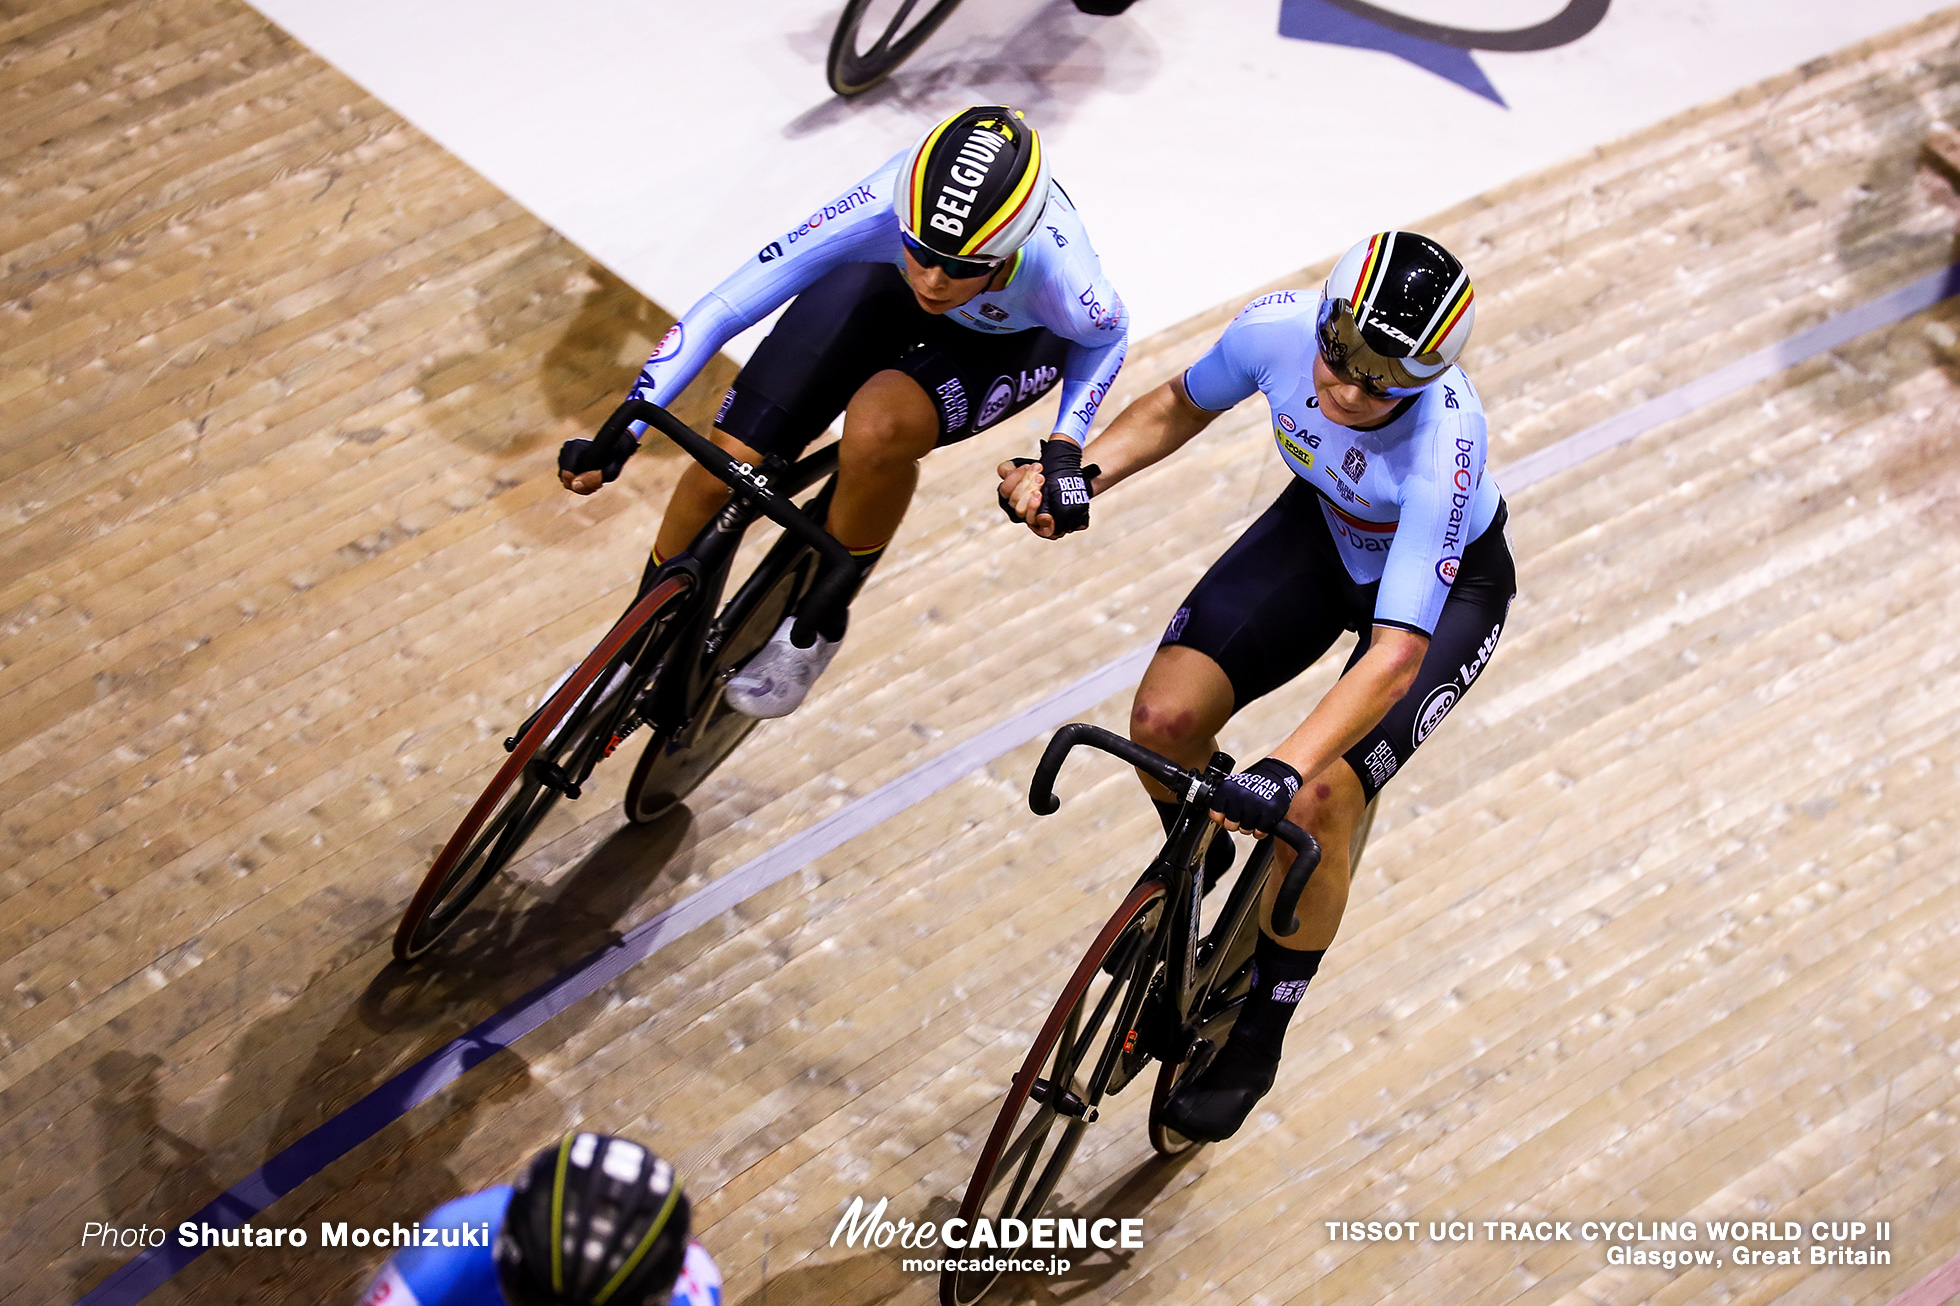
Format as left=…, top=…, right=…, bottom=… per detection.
left=725, top=616, right=841, bottom=719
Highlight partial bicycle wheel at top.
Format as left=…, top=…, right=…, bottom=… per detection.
left=826, top=0, right=966, bottom=96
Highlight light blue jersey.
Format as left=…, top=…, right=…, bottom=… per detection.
left=628, top=153, right=1128, bottom=445
left=358, top=1187, right=721, bottom=1306
left=1183, top=290, right=1501, bottom=635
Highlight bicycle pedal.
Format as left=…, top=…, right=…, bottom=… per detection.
left=529, top=757, right=583, bottom=800
left=1028, top=1078, right=1098, bottom=1122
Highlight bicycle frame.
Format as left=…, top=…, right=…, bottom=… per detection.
left=1028, top=723, right=1321, bottom=1065
left=512, top=400, right=850, bottom=799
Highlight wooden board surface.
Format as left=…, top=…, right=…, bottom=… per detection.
left=5, top=3, right=1960, bottom=1305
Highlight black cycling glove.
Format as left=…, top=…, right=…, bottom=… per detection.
left=1038, top=438, right=1098, bottom=535
left=1212, top=757, right=1302, bottom=836
left=558, top=425, right=639, bottom=484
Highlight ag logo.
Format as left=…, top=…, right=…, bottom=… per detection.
left=978, top=376, right=1015, bottom=428
left=1162, top=606, right=1191, bottom=644
left=1412, top=683, right=1459, bottom=746
left=1435, top=556, right=1459, bottom=584
left=1342, top=446, right=1367, bottom=482
left=649, top=323, right=684, bottom=362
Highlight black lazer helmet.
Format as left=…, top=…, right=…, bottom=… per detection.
left=496, top=1133, right=689, bottom=1306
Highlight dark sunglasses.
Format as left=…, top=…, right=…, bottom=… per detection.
left=901, top=231, right=1004, bottom=281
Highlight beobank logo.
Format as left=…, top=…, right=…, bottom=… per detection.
left=786, top=185, right=878, bottom=244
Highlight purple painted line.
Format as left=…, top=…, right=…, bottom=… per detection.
left=70, top=261, right=1960, bottom=1305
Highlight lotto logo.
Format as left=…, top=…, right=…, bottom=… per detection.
left=1270, top=979, right=1312, bottom=1003
left=1162, top=607, right=1191, bottom=644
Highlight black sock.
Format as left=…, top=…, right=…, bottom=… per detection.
left=811, top=545, right=884, bottom=642
left=1232, top=932, right=1325, bottom=1055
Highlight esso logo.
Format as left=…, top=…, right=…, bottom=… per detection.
left=1435, top=557, right=1459, bottom=584
left=1278, top=413, right=1297, bottom=432
left=650, top=323, right=684, bottom=362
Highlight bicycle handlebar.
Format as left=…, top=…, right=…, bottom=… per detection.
left=1029, top=722, right=1324, bottom=933
left=600, top=399, right=858, bottom=643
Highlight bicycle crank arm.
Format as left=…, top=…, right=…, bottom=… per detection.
left=1027, top=1078, right=1099, bottom=1123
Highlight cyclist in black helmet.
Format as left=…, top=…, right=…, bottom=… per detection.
left=1003, top=231, right=1514, bottom=1142
left=560, top=105, right=1128, bottom=719
left=357, top=1132, right=716, bottom=1306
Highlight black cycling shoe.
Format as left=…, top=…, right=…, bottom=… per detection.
left=1159, top=1032, right=1280, bottom=1142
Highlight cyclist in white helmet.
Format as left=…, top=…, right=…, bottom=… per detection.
left=1004, top=232, right=1512, bottom=1141
left=559, top=106, right=1128, bottom=718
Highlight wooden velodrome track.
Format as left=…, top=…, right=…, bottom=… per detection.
left=8, top=2, right=1960, bottom=1303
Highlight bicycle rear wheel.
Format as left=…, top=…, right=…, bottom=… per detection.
left=827, top=0, right=966, bottom=96
left=940, top=879, right=1165, bottom=1306
left=394, top=576, right=692, bottom=962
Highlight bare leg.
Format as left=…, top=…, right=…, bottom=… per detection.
left=1128, top=645, right=1236, bottom=799
left=825, top=369, right=941, bottom=551
left=652, top=431, right=766, bottom=563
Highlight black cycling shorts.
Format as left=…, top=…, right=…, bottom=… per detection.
left=1161, top=479, right=1516, bottom=801
left=713, top=262, right=1071, bottom=460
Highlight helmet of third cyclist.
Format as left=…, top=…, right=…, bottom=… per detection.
left=896, top=105, right=1052, bottom=279
left=496, top=1132, right=690, bottom=1306
left=1317, top=231, right=1476, bottom=397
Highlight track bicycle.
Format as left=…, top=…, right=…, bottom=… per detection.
left=941, top=723, right=1323, bottom=1306
left=393, top=399, right=857, bottom=962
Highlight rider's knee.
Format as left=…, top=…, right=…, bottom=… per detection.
left=843, top=374, right=936, bottom=466
left=1130, top=693, right=1204, bottom=753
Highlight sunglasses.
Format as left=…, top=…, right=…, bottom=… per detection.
left=1316, top=299, right=1434, bottom=400
left=901, top=231, right=1004, bottom=281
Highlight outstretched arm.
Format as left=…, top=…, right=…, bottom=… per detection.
left=1002, top=375, right=1221, bottom=536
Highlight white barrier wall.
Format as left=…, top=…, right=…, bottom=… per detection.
left=250, top=0, right=1951, bottom=350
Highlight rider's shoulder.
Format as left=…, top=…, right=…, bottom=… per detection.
left=1229, top=288, right=1320, bottom=327
left=673, top=1241, right=723, bottom=1305
left=1410, top=366, right=1485, bottom=422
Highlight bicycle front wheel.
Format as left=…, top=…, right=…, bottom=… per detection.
left=827, top=0, right=966, bottom=96
left=941, top=879, right=1166, bottom=1306
left=394, top=576, right=692, bottom=962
